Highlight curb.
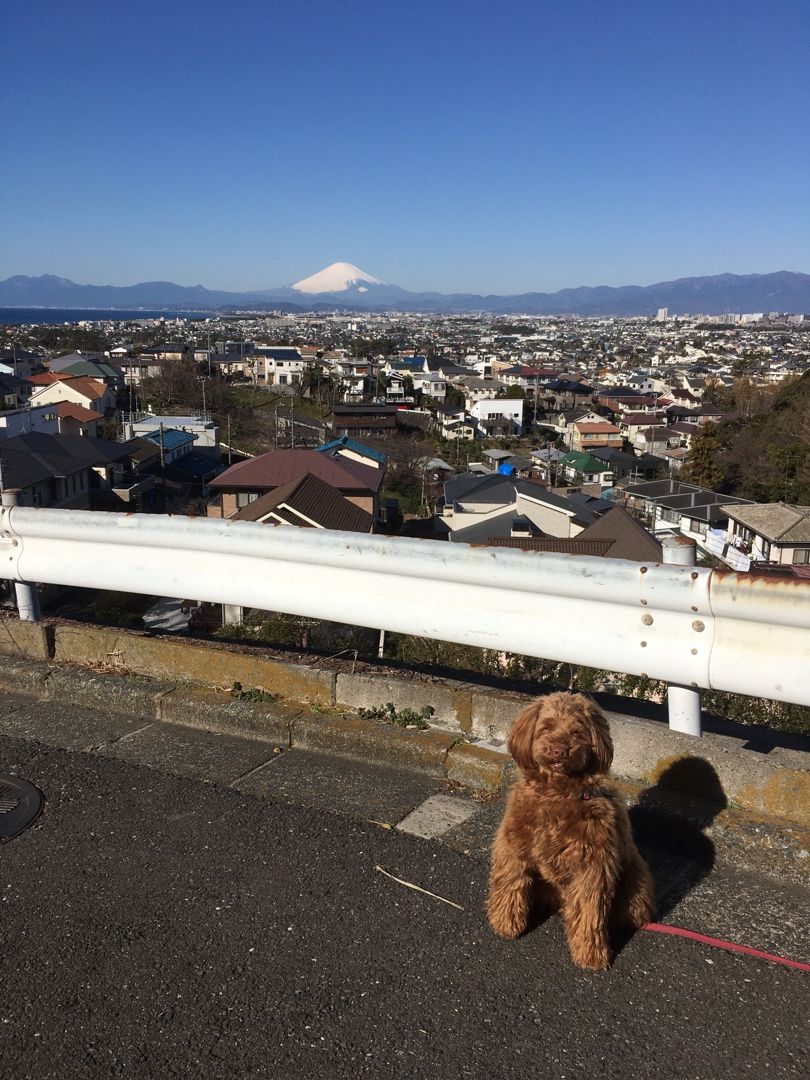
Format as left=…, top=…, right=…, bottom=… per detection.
left=0, top=617, right=809, bottom=824
left=0, top=655, right=509, bottom=793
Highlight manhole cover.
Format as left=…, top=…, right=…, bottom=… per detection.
left=0, top=775, right=44, bottom=842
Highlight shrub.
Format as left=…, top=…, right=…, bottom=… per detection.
left=358, top=702, right=435, bottom=729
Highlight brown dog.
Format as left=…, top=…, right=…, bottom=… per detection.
left=486, top=692, right=655, bottom=971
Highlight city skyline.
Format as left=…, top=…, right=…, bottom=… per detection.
left=2, top=0, right=809, bottom=294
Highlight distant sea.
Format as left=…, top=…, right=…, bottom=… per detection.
left=0, top=308, right=214, bottom=325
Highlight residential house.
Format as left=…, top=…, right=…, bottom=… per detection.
left=722, top=503, right=810, bottom=567
left=0, top=404, right=59, bottom=440
left=118, top=354, right=171, bottom=386
left=618, top=412, right=668, bottom=441
left=433, top=404, right=477, bottom=441
left=622, top=479, right=751, bottom=547
left=0, top=432, right=135, bottom=509
left=440, top=472, right=601, bottom=543
left=330, top=403, right=398, bottom=437
left=134, top=426, right=222, bottom=502
left=28, top=373, right=117, bottom=421
left=596, top=390, right=659, bottom=417
left=248, top=346, right=307, bottom=388
left=209, top=448, right=385, bottom=521
left=49, top=353, right=125, bottom=391
left=410, top=369, right=446, bottom=402
left=315, top=436, right=387, bottom=472
left=230, top=472, right=374, bottom=533
left=558, top=450, right=614, bottom=490
left=488, top=506, right=662, bottom=562
left=0, top=348, right=43, bottom=378
left=195, top=353, right=246, bottom=378
left=0, top=372, right=34, bottom=409
left=452, top=376, right=499, bottom=410
left=469, top=396, right=524, bottom=437
left=141, top=343, right=194, bottom=364
left=55, top=402, right=102, bottom=437
left=631, top=424, right=677, bottom=457
left=589, top=447, right=663, bottom=484
left=385, top=370, right=417, bottom=406
left=121, top=413, right=220, bottom=458
left=571, top=420, right=623, bottom=453
left=330, top=358, right=373, bottom=400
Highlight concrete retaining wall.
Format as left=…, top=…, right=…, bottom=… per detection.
left=1, top=615, right=808, bottom=827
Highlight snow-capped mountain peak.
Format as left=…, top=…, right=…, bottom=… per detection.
left=291, top=262, right=384, bottom=294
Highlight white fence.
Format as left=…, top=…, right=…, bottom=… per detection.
left=1, top=505, right=809, bottom=737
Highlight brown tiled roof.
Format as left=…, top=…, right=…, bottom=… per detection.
left=575, top=422, right=621, bottom=434
left=578, top=506, right=663, bottom=561
left=27, top=372, right=63, bottom=385
left=332, top=416, right=397, bottom=432
left=55, top=402, right=103, bottom=422
left=123, top=436, right=162, bottom=464
left=63, top=376, right=107, bottom=400
left=231, top=473, right=373, bottom=532
left=489, top=507, right=661, bottom=562
left=489, top=538, right=614, bottom=556
left=32, top=373, right=107, bottom=400
left=210, top=449, right=384, bottom=494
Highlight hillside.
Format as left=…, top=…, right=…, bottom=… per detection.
left=698, top=372, right=810, bottom=503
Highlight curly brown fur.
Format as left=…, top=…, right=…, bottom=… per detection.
left=486, top=691, right=655, bottom=971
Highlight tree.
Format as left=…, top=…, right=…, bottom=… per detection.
left=680, top=423, right=725, bottom=490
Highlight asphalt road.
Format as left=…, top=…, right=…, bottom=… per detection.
left=1, top=734, right=808, bottom=1080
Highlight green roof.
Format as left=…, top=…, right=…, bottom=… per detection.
left=561, top=450, right=611, bottom=473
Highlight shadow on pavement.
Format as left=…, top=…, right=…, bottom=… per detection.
left=611, top=758, right=727, bottom=961
left=630, top=756, right=727, bottom=916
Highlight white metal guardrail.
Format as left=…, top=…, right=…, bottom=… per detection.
left=1, top=505, right=809, bottom=736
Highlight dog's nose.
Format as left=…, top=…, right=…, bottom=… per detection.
left=550, top=746, right=563, bottom=758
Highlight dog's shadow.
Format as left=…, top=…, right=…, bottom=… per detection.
left=611, top=757, right=727, bottom=956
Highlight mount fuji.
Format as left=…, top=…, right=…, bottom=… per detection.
left=264, top=261, right=411, bottom=306
left=290, top=262, right=384, bottom=294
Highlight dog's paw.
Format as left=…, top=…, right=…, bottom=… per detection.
left=486, top=899, right=528, bottom=940
left=569, top=939, right=611, bottom=971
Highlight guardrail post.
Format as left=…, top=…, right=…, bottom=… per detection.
left=661, top=534, right=701, bottom=736
left=1, top=489, right=42, bottom=623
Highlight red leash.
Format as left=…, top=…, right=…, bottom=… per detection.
left=642, top=922, right=810, bottom=973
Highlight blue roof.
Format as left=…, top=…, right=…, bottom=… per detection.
left=143, top=428, right=196, bottom=452
left=170, top=452, right=221, bottom=478
left=253, top=347, right=303, bottom=361
left=316, top=436, right=387, bottom=465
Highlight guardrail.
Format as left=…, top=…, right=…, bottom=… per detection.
left=1, top=503, right=809, bottom=738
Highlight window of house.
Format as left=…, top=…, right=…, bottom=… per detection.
left=793, top=549, right=810, bottom=564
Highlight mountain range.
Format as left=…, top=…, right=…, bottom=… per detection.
left=1, top=263, right=808, bottom=317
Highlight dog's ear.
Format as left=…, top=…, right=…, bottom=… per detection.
left=507, top=701, right=542, bottom=771
left=574, top=695, right=613, bottom=772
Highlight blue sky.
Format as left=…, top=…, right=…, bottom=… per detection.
left=2, top=0, right=808, bottom=294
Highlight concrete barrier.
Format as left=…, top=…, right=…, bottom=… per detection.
left=0, top=616, right=53, bottom=661
left=335, top=672, right=473, bottom=732
left=52, top=623, right=335, bottom=706
left=0, top=616, right=806, bottom=826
